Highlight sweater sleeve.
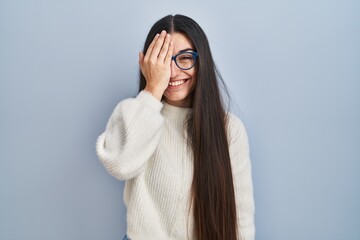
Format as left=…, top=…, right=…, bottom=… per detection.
left=227, top=114, right=255, bottom=240
left=96, top=91, right=164, bottom=180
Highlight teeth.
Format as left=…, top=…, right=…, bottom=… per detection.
left=169, top=79, right=186, bottom=86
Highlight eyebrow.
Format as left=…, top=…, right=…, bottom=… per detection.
left=178, top=48, right=195, bottom=53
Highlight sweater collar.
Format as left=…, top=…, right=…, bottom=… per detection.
left=161, top=102, right=192, bottom=120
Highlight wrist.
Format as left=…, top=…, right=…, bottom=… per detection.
left=144, top=86, right=163, bottom=101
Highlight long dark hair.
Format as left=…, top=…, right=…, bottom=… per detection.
left=139, top=15, right=237, bottom=240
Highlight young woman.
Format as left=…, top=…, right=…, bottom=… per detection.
left=96, top=14, right=255, bottom=240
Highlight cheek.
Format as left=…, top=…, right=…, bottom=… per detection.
left=189, top=70, right=197, bottom=88
left=187, top=76, right=197, bottom=95
left=189, top=68, right=196, bottom=78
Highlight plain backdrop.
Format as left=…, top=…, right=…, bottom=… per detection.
left=1, top=0, right=359, bottom=239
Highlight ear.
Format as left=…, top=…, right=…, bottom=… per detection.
left=138, top=52, right=144, bottom=65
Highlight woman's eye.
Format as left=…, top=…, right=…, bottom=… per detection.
left=179, top=55, right=192, bottom=61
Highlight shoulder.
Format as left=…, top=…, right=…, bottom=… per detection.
left=226, top=113, right=251, bottom=172
left=226, top=113, right=248, bottom=141
left=117, top=91, right=163, bottom=112
left=226, top=113, right=250, bottom=155
left=111, top=91, right=163, bottom=119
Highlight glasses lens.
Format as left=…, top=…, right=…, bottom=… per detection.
left=175, top=52, right=196, bottom=70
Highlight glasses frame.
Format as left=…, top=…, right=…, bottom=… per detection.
left=171, top=51, right=199, bottom=70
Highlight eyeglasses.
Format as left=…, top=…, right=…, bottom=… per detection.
left=171, top=51, right=199, bottom=70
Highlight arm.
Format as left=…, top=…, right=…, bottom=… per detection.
left=96, top=91, right=164, bottom=180
left=228, top=114, right=255, bottom=240
left=97, top=30, right=174, bottom=180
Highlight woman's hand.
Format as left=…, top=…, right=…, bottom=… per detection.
left=139, top=30, right=174, bottom=101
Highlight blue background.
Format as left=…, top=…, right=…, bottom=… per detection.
left=1, top=0, right=359, bottom=239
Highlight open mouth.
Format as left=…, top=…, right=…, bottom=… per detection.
left=168, top=79, right=189, bottom=87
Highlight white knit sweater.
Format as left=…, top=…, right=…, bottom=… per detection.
left=96, top=91, right=255, bottom=240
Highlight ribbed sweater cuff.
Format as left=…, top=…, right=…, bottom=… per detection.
left=137, top=90, right=163, bottom=112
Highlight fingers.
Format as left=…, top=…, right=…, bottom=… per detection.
left=149, top=30, right=167, bottom=61
left=145, top=33, right=160, bottom=60
left=164, top=41, right=174, bottom=65
left=158, top=33, right=172, bottom=62
left=145, top=30, right=171, bottom=63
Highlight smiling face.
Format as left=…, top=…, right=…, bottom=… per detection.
left=163, top=32, right=197, bottom=108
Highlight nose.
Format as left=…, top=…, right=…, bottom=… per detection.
left=170, top=59, right=181, bottom=79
